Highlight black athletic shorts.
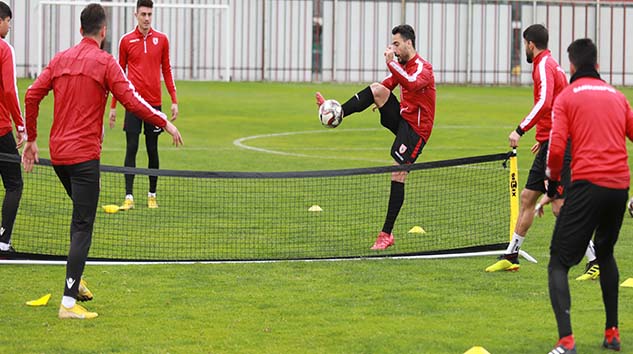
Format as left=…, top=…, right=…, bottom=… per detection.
left=380, top=93, right=426, bottom=165
left=550, top=180, right=627, bottom=267
left=0, top=131, right=22, bottom=191
left=525, top=140, right=571, bottom=198
left=124, top=105, right=163, bottom=135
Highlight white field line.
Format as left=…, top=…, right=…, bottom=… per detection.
left=231, top=127, right=532, bottom=170
left=233, top=128, right=391, bottom=163
left=232, top=126, right=517, bottom=163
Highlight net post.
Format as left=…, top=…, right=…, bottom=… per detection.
left=508, top=148, right=519, bottom=241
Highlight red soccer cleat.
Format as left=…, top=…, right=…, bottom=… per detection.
left=604, top=326, right=621, bottom=351
left=548, top=335, right=577, bottom=354
left=371, top=231, right=394, bottom=250
left=315, top=92, right=325, bottom=107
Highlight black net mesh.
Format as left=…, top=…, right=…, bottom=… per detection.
left=3, top=153, right=510, bottom=261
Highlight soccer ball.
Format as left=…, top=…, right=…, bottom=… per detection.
left=318, top=99, right=343, bottom=128
left=628, top=196, right=633, bottom=217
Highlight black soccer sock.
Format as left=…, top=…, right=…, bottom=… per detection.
left=382, top=181, right=405, bottom=234
left=341, top=86, right=374, bottom=117
left=0, top=184, right=22, bottom=244
left=124, top=132, right=140, bottom=196
left=598, top=254, right=619, bottom=329
left=145, top=133, right=160, bottom=194
left=548, top=255, right=573, bottom=339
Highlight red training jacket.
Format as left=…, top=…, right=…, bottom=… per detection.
left=517, top=49, right=568, bottom=143
left=0, top=38, right=24, bottom=137
left=25, top=37, right=167, bottom=165
left=111, top=26, right=177, bottom=109
left=547, top=76, right=633, bottom=189
left=381, top=53, right=436, bottom=143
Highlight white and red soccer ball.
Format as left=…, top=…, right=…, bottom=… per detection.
left=318, top=99, right=343, bottom=128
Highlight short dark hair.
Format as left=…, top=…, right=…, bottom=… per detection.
left=567, top=38, right=597, bottom=70
left=0, top=1, right=12, bottom=20
left=523, top=24, right=548, bottom=49
left=80, top=3, right=106, bottom=36
left=392, top=24, right=416, bottom=49
left=137, top=0, right=154, bottom=10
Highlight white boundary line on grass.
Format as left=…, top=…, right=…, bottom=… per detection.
left=0, top=250, right=537, bottom=266
left=233, top=128, right=391, bottom=163
left=232, top=126, right=516, bottom=163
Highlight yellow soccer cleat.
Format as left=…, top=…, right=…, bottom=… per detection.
left=147, top=196, right=158, bottom=209
left=58, top=303, right=98, bottom=319
left=77, top=279, right=93, bottom=302
left=576, top=261, right=600, bottom=281
left=485, top=254, right=520, bottom=272
left=120, top=198, right=134, bottom=211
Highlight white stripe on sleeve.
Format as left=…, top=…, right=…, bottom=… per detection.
left=520, top=56, right=549, bottom=130
left=388, top=58, right=424, bottom=82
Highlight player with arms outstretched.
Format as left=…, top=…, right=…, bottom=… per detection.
left=316, top=24, right=435, bottom=250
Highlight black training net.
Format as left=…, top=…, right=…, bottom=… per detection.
left=2, top=152, right=510, bottom=261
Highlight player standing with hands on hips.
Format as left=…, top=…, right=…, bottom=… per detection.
left=109, top=0, right=178, bottom=210
left=543, top=37, right=630, bottom=354
left=316, top=24, right=435, bottom=250
left=0, top=1, right=24, bottom=254
left=23, top=3, right=183, bottom=319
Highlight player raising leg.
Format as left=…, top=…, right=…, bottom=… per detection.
left=316, top=24, right=436, bottom=250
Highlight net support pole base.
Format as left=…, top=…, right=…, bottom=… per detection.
left=518, top=249, right=538, bottom=264
left=480, top=250, right=538, bottom=264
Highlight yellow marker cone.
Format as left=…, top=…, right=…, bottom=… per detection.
left=102, top=205, right=120, bottom=214
left=408, top=226, right=426, bottom=234
left=621, top=278, right=633, bottom=287
left=26, top=293, right=51, bottom=307
left=464, top=346, right=491, bottom=354
left=308, top=205, right=323, bottom=212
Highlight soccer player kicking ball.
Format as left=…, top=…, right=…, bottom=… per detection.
left=485, top=24, right=599, bottom=279
left=23, top=4, right=183, bottom=319
left=543, top=38, right=629, bottom=354
left=316, top=24, right=435, bottom=250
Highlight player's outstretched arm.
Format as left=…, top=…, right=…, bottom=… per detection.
left=106, top=59, right=167, bottom=129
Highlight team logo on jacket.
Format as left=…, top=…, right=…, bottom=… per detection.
left=399, top=144, right=407, bottom=154
left=153, top=37, right=159, bottom=45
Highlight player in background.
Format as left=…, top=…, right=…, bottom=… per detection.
left=0, top=1, right=24, bottom=254
left=543, top=37, right=629, bottom=354
left=23, top=3, right=183, bottom=319
left=109, top=0, right=178, bottom=210
left=485, top=24, right=598, bottom=280
left=316, top=24, right=435, bottom=250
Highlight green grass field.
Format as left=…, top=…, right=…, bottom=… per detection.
left=1, top=80, right=633, bottom=353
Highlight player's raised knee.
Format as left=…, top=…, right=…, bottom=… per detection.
left=370, top=82, right=390, bottom=106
